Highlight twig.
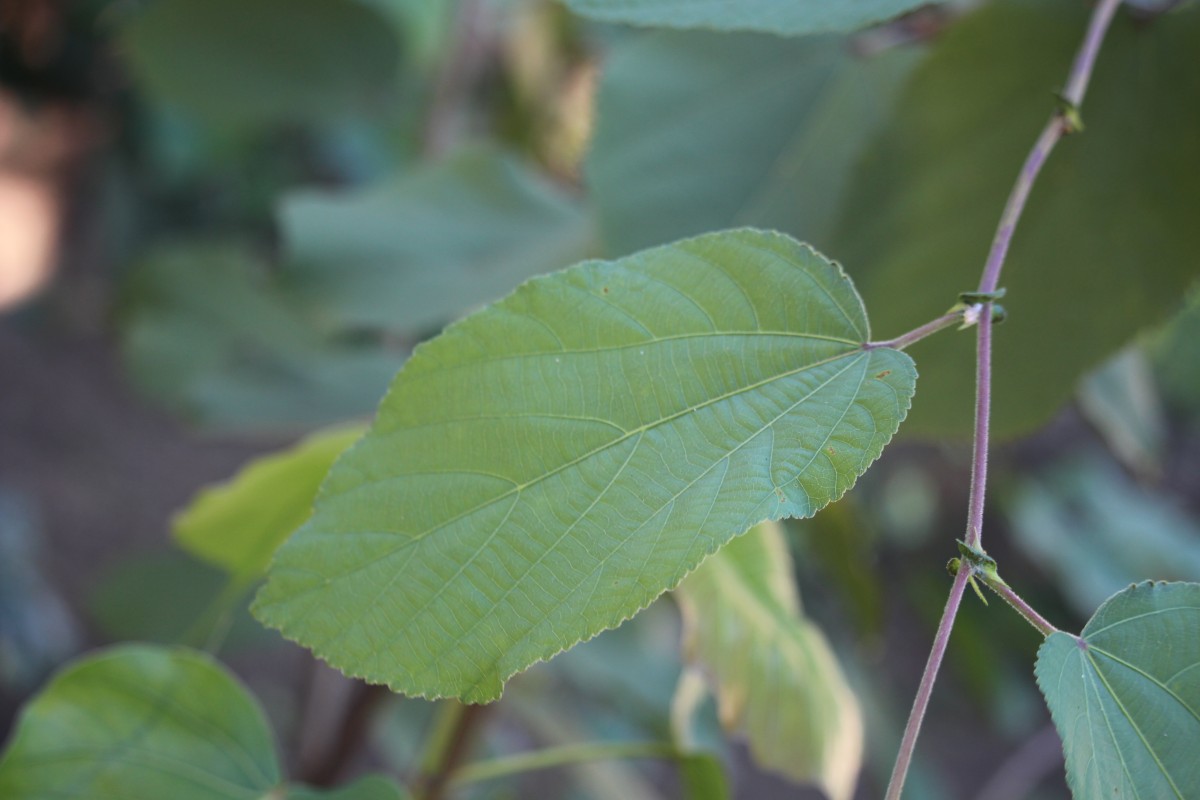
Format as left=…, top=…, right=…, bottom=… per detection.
left=864, top=310, right=965, bottom=351
left=973, top=725, right=1064, bottom=800
left=884, top=1, right=1123, bottom=797
left=422, top=0, right=490, bottom=158
left=415, top=702, right=489, bottom=800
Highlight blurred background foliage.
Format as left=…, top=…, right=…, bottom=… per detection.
left=0, top=0, right=1197, bottom=798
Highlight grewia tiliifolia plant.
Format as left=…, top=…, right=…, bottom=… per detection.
left=1, top=1, right=1197, bottom=798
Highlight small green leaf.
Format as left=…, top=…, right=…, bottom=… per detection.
left=0, top=645, right=280, bottom=798
left=677, top=753, right=730, bottom=800
left=280, top=146, right=595, bottom=332
left=119, top=0, right=400, bottom=128
left=588, top=30, right=918, bottom=257
left=674, top=521, right=862, bottom=800
left=560, top=0, right=942, bottom=36
left=1035, top=581, right=1200, bottom=799
left=175, top=425, right=366, bottom=581
left=254, top=228, right=915, bottom=702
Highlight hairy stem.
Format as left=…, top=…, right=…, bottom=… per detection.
left=884, top=566, right=971, bottom=800
left=864, top=310, right=964, bottom=351
left=450, top=741, right=680, bottom=788
left=885, top=0, right=1123, bottom=796
left=980, top=576, right=1060, bottom=638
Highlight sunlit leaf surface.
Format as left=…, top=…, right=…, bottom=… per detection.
left=255, top=229, right=915, bottom=701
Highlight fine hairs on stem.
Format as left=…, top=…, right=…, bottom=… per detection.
left=883, top=0, right=1125, bottom=797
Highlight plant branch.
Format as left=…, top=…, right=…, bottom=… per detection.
left=884, top=565, right=971, bottom=800
left=415, top=702, right=488, bottom=800
left=449, top=741, right=680, bottom=788
left=864, top=309, right=964, bottom=351
left=885, top=1, right=1123, bottom=796
left=978, top=575, right=1060, bottom=638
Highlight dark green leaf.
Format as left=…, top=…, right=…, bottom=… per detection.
left=119, top=0, right=400, bottom=128
left=254, top=228, right=915, bottom=702
left=833, top=1, right=1200, bottom=438
left=588, top=30, right=917, bottom=256
left=674, top=521, right=862, bottom=799
left=560, top=0, right=941, bottom=36
left=1035, top=581, right=1200, bottom=799
left=280, top=146, right=595, bottom=332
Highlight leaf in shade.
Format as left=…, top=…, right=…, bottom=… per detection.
left=832, top=1, right=1200, bottom=438
left=560, top=0, right=942, bottom=36
left=119, top=0, right=400, bottom=128
left=674, top=521, right=863, bottom=800
left=1035, top=581, right=1200, bottom=799
left=280, top=146, right=595, bottom=333
left=587, top=29, right=918, bottom=257
left=254, top=228, right=915, bottom=702
left=175, top=425, right=366, bottom=581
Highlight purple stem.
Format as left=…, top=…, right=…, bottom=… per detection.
left=984, top=579, right=1060, bottom=638
left=884, top=566, right=971, bottom=800
left=884, top=1, right=1123, bottom=796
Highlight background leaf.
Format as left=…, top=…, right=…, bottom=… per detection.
left=560, top=0, right=941, bottom=37
left=254, top=228, right=915, bottom=702
left=174, top=425, right=366, bottom=581
left=280, top=146, right=596, bottom=332
left=1035, top=581, right=1200, bottom=799
left=832, top=0, right=1200, bottom=438
left=674, top=521, right=862, bottom=800
left=119, top=0, right=401, bottom=128
left=0, top=645, right=281, bottom=798
left=288, top=775, right=411, bottom=800
left=587, top=29, right=918, bottom=257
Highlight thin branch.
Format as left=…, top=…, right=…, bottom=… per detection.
left=864, top=310, right=964, bottom=351
left=449, top=741, right=680, bottom=789
left=885, top=0, right=1124, bottom=796
left=979, top=576, right=1060, bottom=638
left=415, top=702, right=489, bottom=800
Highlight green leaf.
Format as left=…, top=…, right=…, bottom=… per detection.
left=587, top=30, right=918, bottom=257
left=832, top=1, right=1200, bottom=438
left=1078, top=347, right=1166, bottom=480
left=674, top=521, right=862, bottom=800
left=119, top=0, right=400, bottom=128
left=175, top=426, right=366, bottom=581
left=677, top=753, right=730, bottom=800
left=280, top=146, right=595, bottom=333
left=0, top=645, right=281, bottom=798
left=121, top=243, right=404, bottom=431
left=254, top=228, right=915, bottom=702
left=560, top=0, right=941, bottom=36
left=1035, top=581, right=1200, bottom=799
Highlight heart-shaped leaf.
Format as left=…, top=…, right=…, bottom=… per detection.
left=1035, top=581, right=1200, bottom=799
left=254, top=228, right=915, bottom=702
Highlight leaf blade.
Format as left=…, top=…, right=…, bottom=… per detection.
left=674, top=521, right=863, bottom=800
left=1035, top=581, right=1200, bottom=799
left=254, top=229, right=914, bottom=702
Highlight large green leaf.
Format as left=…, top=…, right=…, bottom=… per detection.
left=254, top=228, right=915, bottom=702
left=119, top=0, right=400, bottom=128
left=674, top=521, right=862, bottom=800
left=1035, top=581, right=1200, bottom=799
left=560, top=0, right=940, bottom=36
left=0, top=645, right=280, bottom=798
left=175, top=426, right=366, bottom=581
left=587, top=30, right=917, bottom=257
left=832, top=1, right=1200, bottom=438
left=280, top=146, right=595, bottom=333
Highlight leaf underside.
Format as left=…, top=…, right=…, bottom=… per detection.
left=674, top=521, right=863, bottom=800
left=1035, top=581, right=1200, bottom=799
left=254, top=228, right=915, bottom=702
